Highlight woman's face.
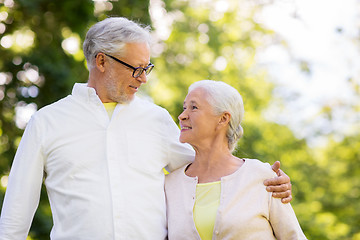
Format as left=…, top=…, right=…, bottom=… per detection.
left=178, top=88, right=221, bottom=148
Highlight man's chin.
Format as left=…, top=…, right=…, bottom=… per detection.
left=126, top=94, right=135, bottom=102
left=115, top=94, right=135, bottom=104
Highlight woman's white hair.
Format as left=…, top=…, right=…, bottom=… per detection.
left=188, top=80, right=245, bottom=152
left=83, top=17, right=152, bottom=69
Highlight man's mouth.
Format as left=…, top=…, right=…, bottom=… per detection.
left=129, top=85, right=138, bottom=90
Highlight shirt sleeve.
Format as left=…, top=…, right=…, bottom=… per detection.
left=269, top=198, right=307, bottom=240
left=0, top=114, right=45, bottom=240
left=161, top=109, right=194, bottom=172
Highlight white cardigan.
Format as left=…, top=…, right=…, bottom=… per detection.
left=165, top=159, right=307, bottom=240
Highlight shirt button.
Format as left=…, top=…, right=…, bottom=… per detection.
left=215, top=231, right=219, bottom=235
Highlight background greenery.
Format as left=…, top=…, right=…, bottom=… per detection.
left=0, top=0, right=359, bottom=239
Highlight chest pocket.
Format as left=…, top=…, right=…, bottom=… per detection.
left=126, top=129, right=168, bottom=174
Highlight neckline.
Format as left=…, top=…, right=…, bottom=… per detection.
left=103, top=102, right=117, bottom=107
left=183, top=159, right=247, bottom=183
left=197, top=181, right=221, bottom=186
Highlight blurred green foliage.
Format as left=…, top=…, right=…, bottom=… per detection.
left=0, top=0, right=359, bottom=239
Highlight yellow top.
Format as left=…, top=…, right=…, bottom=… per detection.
left=193, top=181, right=221, bottom=240
left=103, top=102, right=117, bottom=119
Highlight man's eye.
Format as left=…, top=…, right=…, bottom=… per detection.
left=192, top=106, right=198, bottom=110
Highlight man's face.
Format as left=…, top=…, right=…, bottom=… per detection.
left=102, top=42, right=151, bottom=103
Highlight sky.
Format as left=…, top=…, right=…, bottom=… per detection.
left=256, top=0, right=360, bottom=147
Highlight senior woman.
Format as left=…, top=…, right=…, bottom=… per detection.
left=165, top=80, right=307, bottom=240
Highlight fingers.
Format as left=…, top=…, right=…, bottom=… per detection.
left=266, top=190, right=292, bottom=203
left=266, top=182, right=292, bottom=203
left=278, top=192, right=292, bottom=204
left=265, top=182, right=292, bottom=193
left=264, top=168, right=290, bottom=186
left=271, top=161, right=281, bottom=175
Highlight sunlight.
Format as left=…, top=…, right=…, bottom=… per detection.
left=0, top=175, right=8, bottom=188
left=0, top=35, right=12, bottom=48
left=0, top=23, right=6, bottom=34
left=15, top=102, right=37, bottom=129
left=214, top=0, right=229, bottom=13
left=16, top=64, right=43, bottom=86
left=213, top=56, right=227, bottom=71
left=0, top=88, right=4, bottom=101
left=94, top=1, right=113, bottom=16
left=0, top=73, right=7, bottom=85
left=62, top=36, right=80, bottom=55
left=61, top=27, right=84, bottom=61
left=0, top=11, right=8, bottom=21
left=0, top=28, right=35, bottom=52
left=25, top=68, right=39, bottom=83
left=149, top=0, right=176, bottom=42
left=4, top=0, right=14, bottom=8
left=15, top=29, right=35, bottom=48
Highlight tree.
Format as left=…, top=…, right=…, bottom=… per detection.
left=1, top=0, right=359, bottom=239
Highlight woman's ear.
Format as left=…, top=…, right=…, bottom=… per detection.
left=95, top=53, right=106, bottom=72
left=218, top=112, right=231, bottom=127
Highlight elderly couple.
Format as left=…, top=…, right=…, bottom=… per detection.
left=0, top=17, right=306, bottom=239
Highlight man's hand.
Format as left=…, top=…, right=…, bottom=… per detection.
left=263, top=161, right=292, bottom=203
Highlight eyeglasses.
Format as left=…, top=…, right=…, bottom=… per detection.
left=102, top=53, right=154, bottom=78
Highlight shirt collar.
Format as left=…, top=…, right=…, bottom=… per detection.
left=71, top=83, right=139, bottom=106
left=71, top=83, right=100, bottom=104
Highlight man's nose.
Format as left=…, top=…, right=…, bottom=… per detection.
left=136, top=71, right=148, bottom=83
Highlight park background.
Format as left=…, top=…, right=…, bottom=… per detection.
left=0, top=0, right=359, bottom=239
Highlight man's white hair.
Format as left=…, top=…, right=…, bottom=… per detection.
left=83, top=17, right=152, bottom=69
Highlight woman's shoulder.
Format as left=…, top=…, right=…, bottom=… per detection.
left=165, top=164, right=189, bottom=183
left=244, top=159, right=277, bottom=179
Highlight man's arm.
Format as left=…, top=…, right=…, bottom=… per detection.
left=0, top=115, right=44, bottom=239
left=263, top=161, right=293, bottom=204
left=161, top=109, right=194, bottom=172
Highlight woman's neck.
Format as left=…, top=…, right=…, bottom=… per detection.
left=186, top=145, right=244, bottom=183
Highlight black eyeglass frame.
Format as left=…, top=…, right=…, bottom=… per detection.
left=95, top=53, right=154, bottom=78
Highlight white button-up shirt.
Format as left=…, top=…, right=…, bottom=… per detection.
left=0, top=83, right=194, bottom=240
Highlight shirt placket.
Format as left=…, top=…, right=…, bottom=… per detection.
left=91, top=94, right=124, bottom=239
left=106, top=117, right=129, bottom=240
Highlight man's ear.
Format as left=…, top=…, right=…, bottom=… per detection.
left=95, top=53, right=106, bottom=72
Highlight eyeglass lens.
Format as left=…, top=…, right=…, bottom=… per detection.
left=133, top=65, right=154, bottom=78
